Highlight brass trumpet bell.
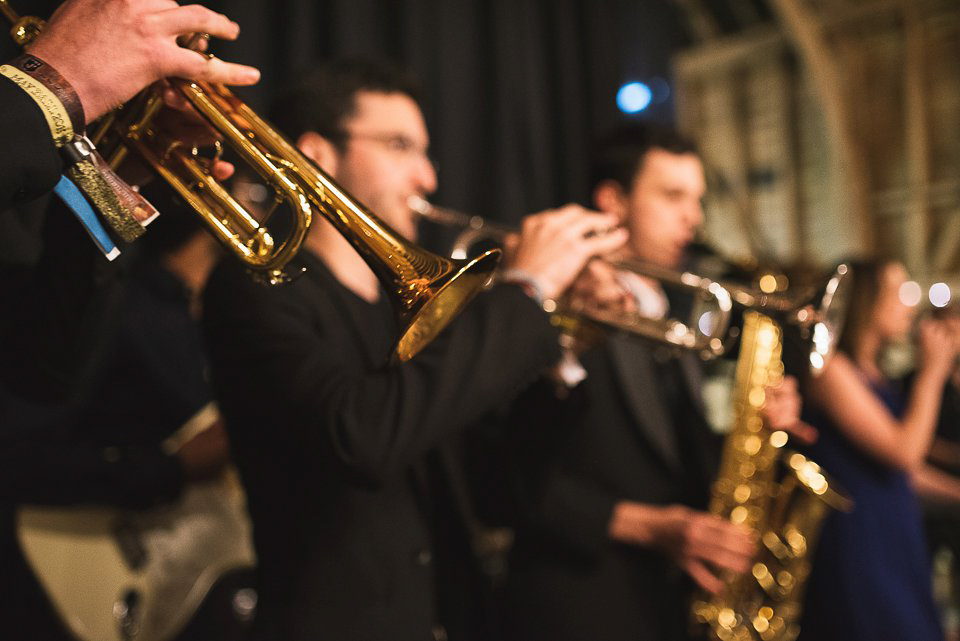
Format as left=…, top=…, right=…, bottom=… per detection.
left=101, top=78, right=501, bottom=361
left=411, top=197, right=734, bottom=357
left=2, top=3, right=499, bottom=362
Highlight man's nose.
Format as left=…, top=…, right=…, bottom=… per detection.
left=413, top=154, right=437, bottom=194
left=686, top=199, right=704, bottom=229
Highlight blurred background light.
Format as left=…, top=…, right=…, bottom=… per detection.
left=899, top=280, right=923, bottom=307
left=928, top=282, right=951, bottom=308
left=617, top=82, right=653, bottom=114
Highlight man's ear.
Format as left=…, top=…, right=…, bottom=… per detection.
left=297, top=131, right=340, bottom=175
left=592, top=180, right=628, bottom=223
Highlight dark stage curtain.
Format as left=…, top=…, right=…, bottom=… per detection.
left=206, top=0, right=688, bottom=226
left=0, top=0, right=689, bottom=257
left=0, top=0, right=689, bottom=237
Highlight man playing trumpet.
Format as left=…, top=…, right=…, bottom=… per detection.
left=505, top=123, right=811, bottom=641
left=200, top=58, right=627, bottom=641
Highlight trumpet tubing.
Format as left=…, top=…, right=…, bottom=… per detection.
left=3, top=3, right=499, bottom=361
left=410, top=197, right=733, bottom=357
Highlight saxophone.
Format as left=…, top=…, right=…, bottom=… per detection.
left=691, top=310, right=851, bottom=641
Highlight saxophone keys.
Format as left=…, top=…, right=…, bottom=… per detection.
left=730, top=506, right=749, bottom=524
left=748, top=387, right=767, bottom=408
left=753, top=562, right=774, bottom=589
left=743, top=435, right=763, bottom=455
left=769, top=430, right=789, bottom=449
left=717, top=608, right=738, bottom=630
left=733, top=484, right=752, bottom=503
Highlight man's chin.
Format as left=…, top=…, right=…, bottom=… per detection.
left=653, top=252, right=684, bottom=270
left=394, top=223, right=418, bottom=242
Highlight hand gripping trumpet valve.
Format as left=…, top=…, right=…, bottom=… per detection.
left=409, top=196, right=734, bottom=358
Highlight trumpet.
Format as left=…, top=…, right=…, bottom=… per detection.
left=411, top=198, right=851, bottom=370
left=409, top=197, right=734, bottom=357
left=621, top=258, right=851, bottom=375
left=3, top=2, right=499, bottom=362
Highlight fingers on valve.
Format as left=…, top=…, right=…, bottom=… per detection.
left=155, top=5, right=240, bottom=40
left=170, top=49, right=260, bottom=85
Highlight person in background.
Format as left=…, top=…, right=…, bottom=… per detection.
left=0, top=201, right=255, bottom=641
left=797, top=258, right=959, bottom=641
left=504, top=123, right=811, bottom=641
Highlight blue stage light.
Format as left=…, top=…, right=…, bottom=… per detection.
left=617, top=82, right=653, bottom=114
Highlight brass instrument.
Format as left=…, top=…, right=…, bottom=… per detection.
left=412, top=197, right=853, bottom=639
left=4, top=2, right=499, bottom=362
left=625, top=260, right=851, bottom=374
left=409, top=198, right=515, bottom=261
left=410, top=197, right=733, bottom=357
left=690, top=265, right=853, bottom=641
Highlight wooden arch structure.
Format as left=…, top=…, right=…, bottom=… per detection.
left=671, top=0, right=960, bottom=285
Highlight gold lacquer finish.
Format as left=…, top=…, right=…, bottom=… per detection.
left=0, top=0, right=39, bottom=45
left=98, top=78, right=501, bottom=361
left=410, top=197, right=733, bottom=357
left=691, top=311, right=852, bottom=641
left=3, top=2, right=499, bottom=361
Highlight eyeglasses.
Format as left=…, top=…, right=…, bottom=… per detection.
left=342, top=131, right=439, bottom=173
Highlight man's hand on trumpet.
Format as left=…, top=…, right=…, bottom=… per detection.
left=502, top=205, right=628, bottom=302
left=26, top=0, right=260, bottom=123
left=565, top=258, right=639, bottom=316
left=115, top=84, right=238, bottom=186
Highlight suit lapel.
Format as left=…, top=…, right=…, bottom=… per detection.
left=408, top=460, right=434, bottom=519
left=677, top=352, right=706, bottom=417
left=607, top=336, right=683, bottom=474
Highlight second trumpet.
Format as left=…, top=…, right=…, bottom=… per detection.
left=410, top=197, right=733, bottom=357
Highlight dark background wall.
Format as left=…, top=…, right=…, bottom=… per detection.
left=3, top=1, right=692, bottom=225
left=203, top=0, right=691, bottom=223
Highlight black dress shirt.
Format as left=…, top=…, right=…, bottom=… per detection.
left=202, top=249, right=560, bottom=641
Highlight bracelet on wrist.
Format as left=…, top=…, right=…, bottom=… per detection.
left=1, top=53, right=84, bottom=148
left=499, top=268, right=557, bottom=312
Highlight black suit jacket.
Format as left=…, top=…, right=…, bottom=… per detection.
left=0, top=73, right=126, bottom=403
left=0, top=75, right=62, bottom=212
left=202, top=251, right=560, bottom=641
left=507, top=335, right=720, bottom=641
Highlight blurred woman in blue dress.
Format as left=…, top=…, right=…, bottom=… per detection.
left=799, top=258, right=959, bottom=641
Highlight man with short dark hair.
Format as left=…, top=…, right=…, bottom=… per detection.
left=201, top=59, right=626, bottom=641
left=506, top=123, right=804, bottom=641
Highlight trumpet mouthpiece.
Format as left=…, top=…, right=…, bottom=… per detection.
left=407, top=195, right=431, bottom=215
